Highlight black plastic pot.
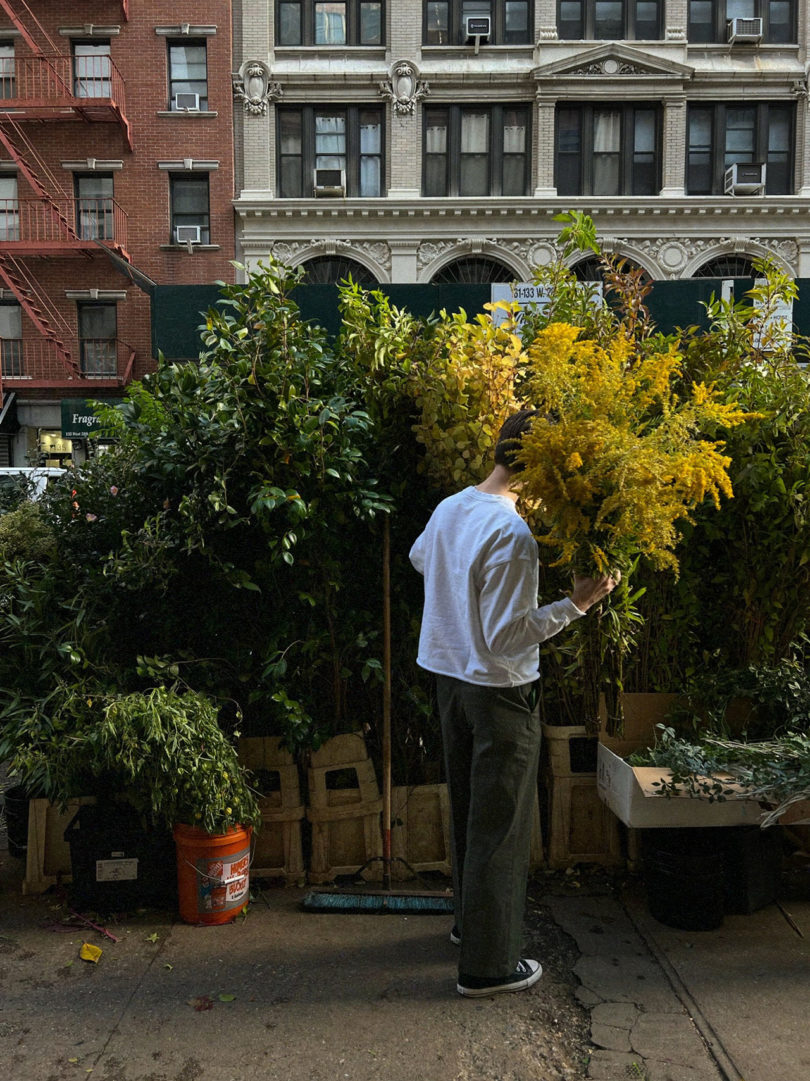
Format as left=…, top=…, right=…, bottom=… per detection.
left=642, top=828, right=726, bottom=931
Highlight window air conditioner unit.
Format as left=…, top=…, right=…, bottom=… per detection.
left=727, top=17, right=763, bottom=43
left=175, top=224, right=202, bottom=244
left=174, top=92, right=201, bottom=111
left=465, top=15, right=491, bottom=40
left=724, top=162, right=766, bottom=195
left=313, top=168, right=346, bottom=196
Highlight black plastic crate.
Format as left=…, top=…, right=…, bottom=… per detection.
left=64, top=804, right=176, bottom=912
left=722, top=825, right=783, bottom=915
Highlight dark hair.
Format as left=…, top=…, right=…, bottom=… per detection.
left=494, top=409, right=539, bottom=472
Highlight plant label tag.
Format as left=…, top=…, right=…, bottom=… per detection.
left=96, top=857, right=139, bottom=882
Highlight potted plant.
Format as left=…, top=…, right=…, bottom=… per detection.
left=4, top=684, right=261, bottom=923
left=627, top=661, right=810, bottom=824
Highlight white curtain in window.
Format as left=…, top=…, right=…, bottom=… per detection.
left=360, top=158, right=381, bottom=197
left=360, top=121, right=381, bottom=154
left=315, top=115, right=346, bottom=168
left=0, top=303, right=21, bottom=339
left=503, top=123, right=525, bottom=154
left=0, top=175, right=18, bottom=242
left=74, top=44, right=111, bottom=99
left=593, top=111, right=621, bottom=194
left=0, top=43, right=14, bottom=99
left=315, top=3, right=347, bottom=43
left=593, top=111, right=621, bottom=152
left=461, top=112, right=489, bottom=153
left=425, top=122, right=447, bottom=154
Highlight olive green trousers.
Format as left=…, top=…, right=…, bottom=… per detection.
left=436, top=674, right=541, bottom=979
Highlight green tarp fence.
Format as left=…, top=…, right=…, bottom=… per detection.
left=152, top=280, right=810, bottom=361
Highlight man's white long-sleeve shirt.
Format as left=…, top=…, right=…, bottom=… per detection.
left=409, top=486, right=583, bottom=687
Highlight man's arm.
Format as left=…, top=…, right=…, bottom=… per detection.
left=479, top=561, right=619, bottom=656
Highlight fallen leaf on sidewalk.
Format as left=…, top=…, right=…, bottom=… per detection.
left=79, top=943, right=102, bottom=964
left=188, top=995, right=214, bottom=1011
left=146, top=932, right=160, bottom=943
left=218, top=993, right=235, bottom=1002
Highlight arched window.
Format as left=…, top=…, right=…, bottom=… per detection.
left=430, top=256, right=514, bottom=284
left=693, top=255, right=755, bottom=278
left=570, top=256, right=604, bottom=282
left=571, top=255, right=650, bottom=283
left=299, top=255, right=377, bottom=284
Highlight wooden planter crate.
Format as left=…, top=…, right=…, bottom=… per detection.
left=390, top=783, right=451, bottom=879
left=541, top=723, right=622, bottom=869
left=238, top=737, right=306, bottom=883
left=306, top=733, right=383, bottom=884
left=23, top=796, right=95, bottom=895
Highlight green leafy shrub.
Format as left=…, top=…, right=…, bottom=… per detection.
left=0, top=502, right=55, bottom=562
left=4, top=684, right=260, bottom=834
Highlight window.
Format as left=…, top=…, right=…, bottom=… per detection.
left=278, top=106, right=383, bottom=197
left=72, top=41, right=111, bottom=98
left=558, top=0, right=662, bottom=39
left=301, top=256, right=378, bottom=283
left=687, top=103, right=793, bottom=194
left=170, top=174, right=210, bottom=243
left=424, top=104, right=529, bottom=196
left=0, top=41, right=14, bottom=99
left=278, top=2, right=383, bottom=45
left=75, top=174, right=114, bottom=240
left=556, top=104, right=660, bottom=195
left=571, top=254, right=647, bottom=281
left=0, top=301, right=22, bottom=377
left=168, top=39, right=208, bottom=110
left=424, top=1, right=532, bottom=45
left=431, top=256, right=515, bottom=282
left=693, top=255, right=755, bottom=277
left=688, top=1, right=795, bottom=44
left=78, top=303, right=117, bottom=376
left=0, top=174, right=18, bottom=241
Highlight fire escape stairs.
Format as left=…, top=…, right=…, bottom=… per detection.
left=0, top=0, right=132, bottom=149
left=0, top=253, right=78, bottom=376
left=0, top=123, right=85, bottom=244
left=0, top=0, right=62, bottom=57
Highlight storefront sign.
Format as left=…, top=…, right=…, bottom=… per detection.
left=61, top=399, right=121, bottom=440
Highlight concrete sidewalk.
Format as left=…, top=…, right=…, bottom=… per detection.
left=2, top=838, right=809, bottom=1081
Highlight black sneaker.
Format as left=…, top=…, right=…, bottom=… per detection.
left=450, top=925, right=461, bottom=946
left=457, top=959, right=543, bottom=998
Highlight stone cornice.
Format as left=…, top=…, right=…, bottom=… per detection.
left=236, top=196, right=810, bottom=220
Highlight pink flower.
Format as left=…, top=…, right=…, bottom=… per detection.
left=110, top=486, right=119, bottom=496
left=85, top=513, right=98, bottom=522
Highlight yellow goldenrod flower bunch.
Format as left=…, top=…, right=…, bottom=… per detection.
left=409, top=304, right=525, bottom=491
left=518, top=323, right=755, bottom=575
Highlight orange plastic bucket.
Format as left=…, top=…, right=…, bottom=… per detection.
left=173, top=823, right=253, bottom=925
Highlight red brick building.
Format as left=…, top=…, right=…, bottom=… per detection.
left=0, top=1, right=235, bottom=466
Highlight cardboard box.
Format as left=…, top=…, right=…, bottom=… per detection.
left=597, top=743, right=764, bottom=829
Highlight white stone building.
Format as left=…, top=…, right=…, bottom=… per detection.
left=232, top=1, right=810, bottom=284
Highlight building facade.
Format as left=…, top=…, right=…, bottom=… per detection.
left=0, top=1, right=236, bottom=466
left=232, top=1, right=810, bottom=286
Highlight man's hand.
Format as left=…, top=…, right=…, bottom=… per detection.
left=570, top=571, right=621, bottom=613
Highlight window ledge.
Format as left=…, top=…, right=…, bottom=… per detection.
left=421, top=44, right=534, bottom=53
left=160, top=244, right=221, bottom=251
left=685, top=42, right=799, bottom=50
left=274, top=46, right=387, bottom=57
left=157, top=110, right=218, bottom=119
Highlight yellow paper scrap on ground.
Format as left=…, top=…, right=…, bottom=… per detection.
left=79, top=942, right=102, bottom=963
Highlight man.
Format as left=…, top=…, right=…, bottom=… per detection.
left=409, top=410, right=618, bottom=998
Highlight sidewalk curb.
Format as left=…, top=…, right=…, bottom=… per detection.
left=621, top=890, right=745, bottom=1081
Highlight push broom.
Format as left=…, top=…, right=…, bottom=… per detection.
left=302, top=517, right=454, bottom=914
